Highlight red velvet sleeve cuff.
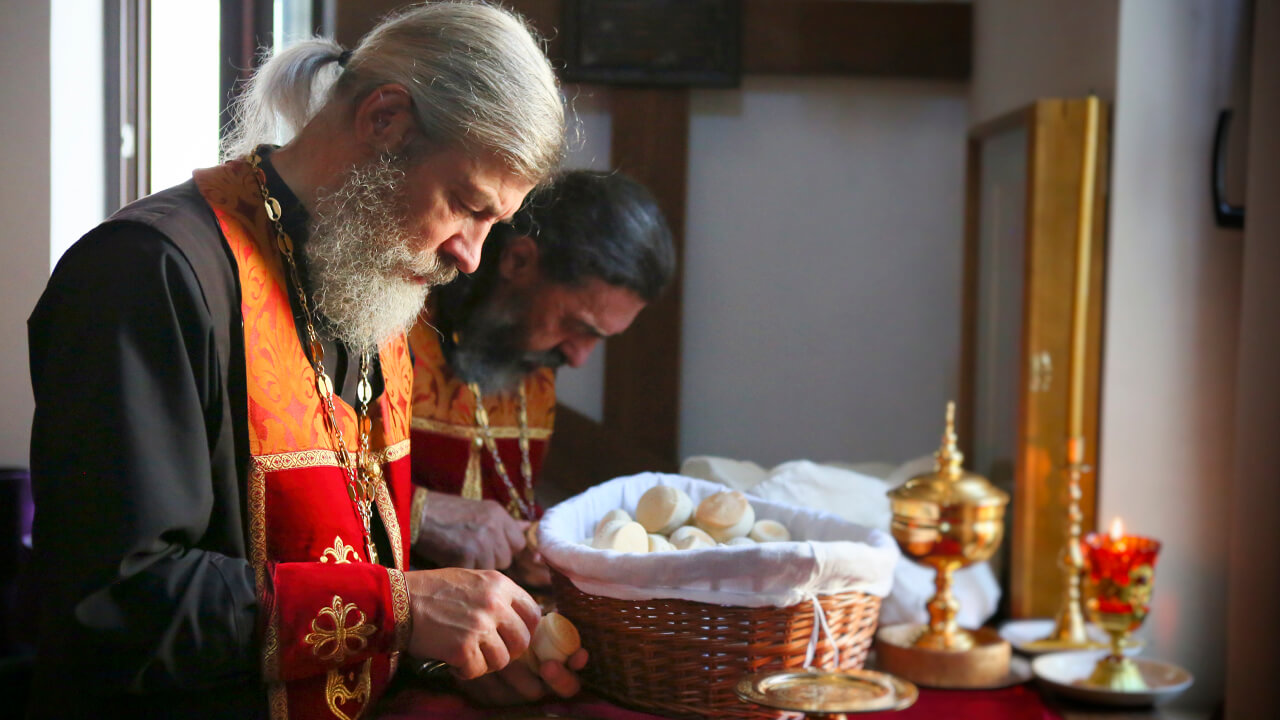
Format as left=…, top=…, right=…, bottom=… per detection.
left=261, top=562, right=411, bottom=683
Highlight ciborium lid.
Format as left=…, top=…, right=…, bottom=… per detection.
left=888, top=402, right=1008, bottom=510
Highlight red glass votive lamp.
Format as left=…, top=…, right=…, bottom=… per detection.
left=1081, top=518, right=1161, bottom=690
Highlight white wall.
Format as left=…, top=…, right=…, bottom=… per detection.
left=551, top=86, right=613, bottom=423
left=1226, top=2, right=1280, bottom=716
left=1101, top=0, right=1249, bottom=711
left=0, top=0, right=51, bottom=467
left=971, top=0, right=1118, bottom=123
left=680, top=77, right=969, bottom=466
left=50, top=0, right=105, bottom=268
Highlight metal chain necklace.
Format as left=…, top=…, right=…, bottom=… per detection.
left=247, top=151, right=382, bottom=564
left=467, top=380, right=536, bottom=520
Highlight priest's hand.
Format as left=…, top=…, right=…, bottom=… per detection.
left=455, top=648, right=590, bottom=705
left=507, top=544, right=552, bottom=590
left=415, top=493, right=528, bottom=570
left=404, top=568, right=540, bottom=680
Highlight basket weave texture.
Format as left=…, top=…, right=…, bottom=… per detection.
left=551, top=571, right=882, bottom=720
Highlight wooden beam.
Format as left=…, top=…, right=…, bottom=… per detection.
left=741, top=0, right=971, bottom=79
left=605, top=87, right=689, bottom=465
left=339, top=1, right=969, bottom=81
left=336, top=0, right=564, bottom=60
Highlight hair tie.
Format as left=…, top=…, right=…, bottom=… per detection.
left=337, top=49, right=352, bottom=67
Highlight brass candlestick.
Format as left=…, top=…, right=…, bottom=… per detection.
left=1024, top=436, right=1101, bottom=651
left=1031, top=96, right=1105, bottom=652
left=877, top=402, right=1012, bottom=687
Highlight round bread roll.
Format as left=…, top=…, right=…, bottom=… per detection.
left=593, top=520, right=648, bottom=553
left=520, top=611, right=582, bottom=670
left=749, top=518, right=791, bottom=543
left=595, top=508, right=632, bottom=535
left=647, top=533, right=675, bottom=553
left=530, top=611, right=581, bottom=664
left=724, top=536, right=756, bottom=546
left=694, top=490, right=756, bottom=542
left=669, top=525, right=716, bottom=550
left=635, top=485, right=694, bottom=535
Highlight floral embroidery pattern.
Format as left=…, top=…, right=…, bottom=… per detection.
left=305, top=596, right=376, bottom=665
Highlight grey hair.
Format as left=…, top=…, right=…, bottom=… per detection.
left=221, top=1, right=565, bottom=183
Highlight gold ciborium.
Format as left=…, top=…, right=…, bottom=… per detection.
left=877, top=402, right=1012, bottom=688
left=1081, top=519, right=1161, bottom=690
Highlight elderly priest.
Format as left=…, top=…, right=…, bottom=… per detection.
left=24, top=3, right=577, bottom=718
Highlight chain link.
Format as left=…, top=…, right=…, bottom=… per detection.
left=248, top=151, right=380, bottom=564
left=467, top=381, right=536, bottom=520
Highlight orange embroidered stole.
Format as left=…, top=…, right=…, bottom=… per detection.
left=407, top=321, right=555, bottom=518
left=193, top=159, right=413, bottom=720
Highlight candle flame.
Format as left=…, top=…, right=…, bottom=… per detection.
left=1109, top=517, right=1125, bottom=541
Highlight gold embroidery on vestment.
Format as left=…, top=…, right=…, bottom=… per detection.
left=411, top=416, right=551, bottom=440
left=409, top=486, right=428, bottom=547
left=321, top=536, right=359, bottom=564
left=462, top=445, right=483, bottom=500
left=268, top=681, right=288, bottom=720
left=379, top=438, right=410, bottom=463
left=256, top=448, right=346, bottom=472
left=325, top=657, right=372, bottom=720
left=374, top=479, right=405, bottom=570
left=388, top=568, right=411, bottom=677
left=305, top=596, right=376, bottom=665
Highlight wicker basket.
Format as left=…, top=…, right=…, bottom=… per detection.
left=551, top=570, right=882, bottom=720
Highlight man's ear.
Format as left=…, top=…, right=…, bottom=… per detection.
left=351, top=84, right=418, bottom=155
left=498, top=235, right=541, bottom=286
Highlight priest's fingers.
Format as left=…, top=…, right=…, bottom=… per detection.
left=478, top=628, right=512, bottom=677
left=507, top=519, right=530, bottom=551
left=510, top=585, right=541, bottom=635
left=565, top=647, right=589, bottom=671
left=536, top=657, right=583, bottom=699
left=456, top=663, right=544, bottom=706
left=491, top=529, right=514, bottom=570
left=403, top=568, right=535, bottom=678
left=500, top=660, right=547, bottom=701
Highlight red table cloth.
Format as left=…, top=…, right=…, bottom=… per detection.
left=377, top=684, right=1062, bottom=720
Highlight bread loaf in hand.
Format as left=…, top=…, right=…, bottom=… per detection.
left=521, top=611, right=581, bottom=671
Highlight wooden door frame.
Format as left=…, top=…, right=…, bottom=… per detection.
left=960, top=100, right=1109, bottom=619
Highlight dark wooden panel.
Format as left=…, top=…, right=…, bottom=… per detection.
left=606, top=87, right=688, bottom=465
left=741, top=0, right=971, bottom=79
left=539, top=404, right=676, bottom=507
left=339, top=0, right=968, bottom=81
left=336, top=0, right=564, bottom=61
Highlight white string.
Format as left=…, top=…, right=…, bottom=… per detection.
left=802, top=591, right=841, bottom=670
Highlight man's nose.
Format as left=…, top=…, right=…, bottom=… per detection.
left=560, top=336, right=600, bottom=368
left=440, top=220, right=489, bottom=274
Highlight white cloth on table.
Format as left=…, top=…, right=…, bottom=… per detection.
left=680, top=456, right=1002, bottom=629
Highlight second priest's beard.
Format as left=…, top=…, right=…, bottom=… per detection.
left=304, top=156, right=457, bottom=354
left=450, top=291, right=567, bottom=394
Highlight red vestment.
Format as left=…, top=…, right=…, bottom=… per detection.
left=407, top=321, right=555, bottom=519
left=194, top=159, right=413, bottom=720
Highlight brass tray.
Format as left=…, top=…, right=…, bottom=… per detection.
left=735, top=669, right=918, bottom=714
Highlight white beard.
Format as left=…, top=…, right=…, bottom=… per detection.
left=303, top=155, right=458, bottom=354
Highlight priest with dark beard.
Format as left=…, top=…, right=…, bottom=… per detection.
left=406, top=170, right=675, bottom=589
